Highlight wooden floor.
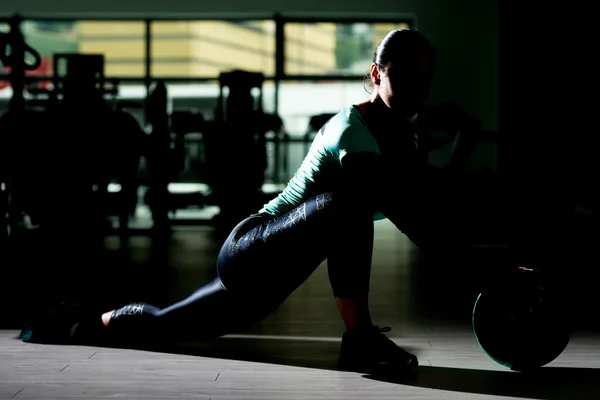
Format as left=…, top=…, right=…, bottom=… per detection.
left=1, top=219, right=599, bottom=399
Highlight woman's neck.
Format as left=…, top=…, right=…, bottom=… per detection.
left=356, top=98, right=398, bottom=137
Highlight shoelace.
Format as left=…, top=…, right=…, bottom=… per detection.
left=369, top=326, right=396, bottom=349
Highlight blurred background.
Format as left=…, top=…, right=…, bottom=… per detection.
left=0, top=0, right=595, bottom=330
left=0, top=12, right=502, bottom=233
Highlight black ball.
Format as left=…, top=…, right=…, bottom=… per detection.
left=472, top=269, right=571, bottom=372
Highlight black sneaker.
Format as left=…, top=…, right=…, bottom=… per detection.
left=20, top=300, right=88, bottom=344
left=338, top=326, right=419, bottom=373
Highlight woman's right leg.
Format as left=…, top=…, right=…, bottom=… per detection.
left=97, top=192, right=357, bottom=345
left=22, top=191, right=387, bottom=358
left=90, top=190, right=376, bottom=346
left=20, top=191, right=367, bottom=345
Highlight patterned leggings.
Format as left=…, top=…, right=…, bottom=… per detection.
left=107, top=189, right=458, bottom=343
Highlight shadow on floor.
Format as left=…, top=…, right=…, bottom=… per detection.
left=117, top=336, right=600, bottom=399
left=365, top=365, right=600, bottom=400
left=164, top=337, right=349, bottom=371
left=6, top=328, right=599, bottom=399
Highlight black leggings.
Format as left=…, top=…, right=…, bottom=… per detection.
left=107, top=191, right=377, bottom=342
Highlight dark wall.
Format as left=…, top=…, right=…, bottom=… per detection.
left=499, top=0, right=596, bottom=253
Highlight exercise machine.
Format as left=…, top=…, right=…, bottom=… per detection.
left=0, top=15, right=42, bottom=239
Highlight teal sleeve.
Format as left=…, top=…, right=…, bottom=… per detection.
left=322, top=108, right=380, bottom=163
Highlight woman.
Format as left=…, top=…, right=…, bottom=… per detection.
left=21, top=29, right=465, bottom=374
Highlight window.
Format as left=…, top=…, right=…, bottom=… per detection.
left=150, top=20, right=275, bottom=78
left=284, top=22, right=411, bottom=76
left=21, top=20, right=146, bottom=77
left=277, top=80, right=368, bottom=135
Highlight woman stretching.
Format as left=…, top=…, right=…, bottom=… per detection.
left=21, top=29, right=472, bottom=374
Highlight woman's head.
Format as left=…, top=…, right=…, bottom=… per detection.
left=366, top=29, right=436, bottom=117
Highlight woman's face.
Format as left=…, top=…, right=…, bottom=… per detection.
left=372, top=53, right=435, bottom=118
